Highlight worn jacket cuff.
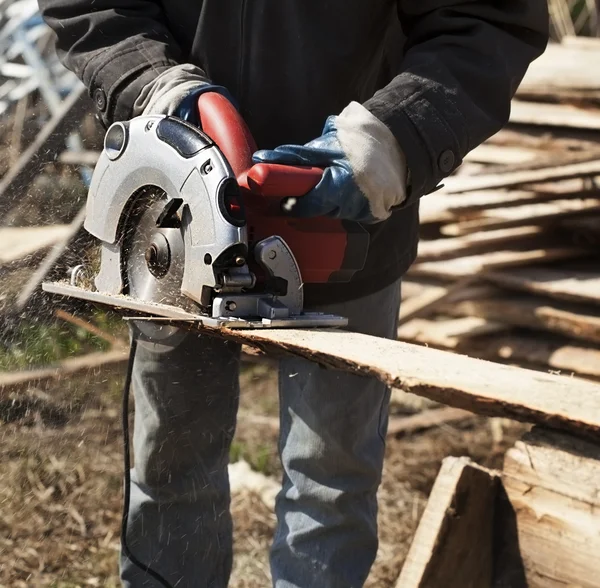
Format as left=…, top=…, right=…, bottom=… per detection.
left=84, top=38, right=179, bottom=126
left=364, top=77, right=463, bottom=203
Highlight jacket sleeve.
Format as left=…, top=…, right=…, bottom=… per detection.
left=364, top=0, right=549, bottom=201
left=39, top=0, right=192, bottom=125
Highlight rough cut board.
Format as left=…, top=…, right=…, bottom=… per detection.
left=441, top=198, right=600, bottom=236
left=441, top=159, right=600, bottom=194
left=396, top=457, right=497, bottom=588
left=417, top=226, right=542, bottom=261
left=502, top=428, right=600, bottom=588
left=43, top=282, right=600, bottom=439
left=510, top=99, right=600, bottom=130
left=419, top=188, right=585, bottom=223
left=484, top=266, right=600, bottom=306
left=398, top=317, right=600, bottom=380
left=0, top=225, right=70, bottom=265
left=408, top=246, right=587, bottom=279
left=444, top=294, right=600, bottom=345
left=518, top=42, right=600, bottom=94
left=463, top=143, right=539, bottom=164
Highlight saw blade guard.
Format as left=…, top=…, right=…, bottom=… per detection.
left=84, top=115, right=250, bottom=305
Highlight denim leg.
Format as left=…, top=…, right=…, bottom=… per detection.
left=120, top=329, right=241, bottom=588
left=271, top=280, right=401, bottom=588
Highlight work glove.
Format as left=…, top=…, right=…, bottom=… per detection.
left=133, top=63, right=235, bottom=124
left=253, top=102, right=408, bottom=223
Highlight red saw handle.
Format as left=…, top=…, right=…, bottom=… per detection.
left=196, top=93, right=322, bottom=199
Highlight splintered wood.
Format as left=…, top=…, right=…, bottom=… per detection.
left=400, top=38, right=600, bottom=383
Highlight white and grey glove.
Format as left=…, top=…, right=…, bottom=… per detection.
left=133, top=63, right=234, bottom=123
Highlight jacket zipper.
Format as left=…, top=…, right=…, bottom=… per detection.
left=238, top=0, right=248, bottom=106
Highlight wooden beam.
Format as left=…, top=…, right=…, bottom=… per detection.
left=409, top=246, right=587, bottom=279
left=502, top=428, right=600, bottom=587
left=396, top=457, right=498, bottom=588
left=510, top=99, right=600, bottom=130
left=417, top=226, right=543, bottom=261
left=399, top=317, right=600, bottom=380
left=386, top=407, right=474, bottom=436
left=43, top=283, right=600, bottom=439
left=441, top=159, right=600, bottom=194
left=441, top=198, right=600, bottom=236
left=484, top=266, right=600, bottom=306
left=443, top=293, right=600, bottom=346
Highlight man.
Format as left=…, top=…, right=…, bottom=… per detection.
left=39, top=1, right=548, bottom=586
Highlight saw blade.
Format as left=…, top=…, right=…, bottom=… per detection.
left=122, top=189, right=199, bottom=344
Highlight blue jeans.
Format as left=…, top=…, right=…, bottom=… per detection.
left=121, top=280, right=401, bottom=588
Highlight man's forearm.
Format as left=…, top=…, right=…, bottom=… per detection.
left=365, top=0, right=549, bottom=202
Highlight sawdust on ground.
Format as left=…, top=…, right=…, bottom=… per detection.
left=0, top=362, right=528, bottom=587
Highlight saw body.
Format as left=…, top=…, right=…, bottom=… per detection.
left=45, top=94, right=370, bottom=330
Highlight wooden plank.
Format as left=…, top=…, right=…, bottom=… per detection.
left=387, top=407, right=474, bottom=436
left=398, top=317, right=510, bottom=350
left=484, top=266, right=600, bottom=306
left=419, top=184, right=591, bottom=224
left=409, top=246, right=587, bottom=279
left=441, top=198, right=600, bottom=236
left=227, top=329, right=600, bottom=440
left=399, top=317, right=600, bottom=379
left=0, top=349, right=128, bottom=395
left=0, top=85, right=88, bottom=222
left=0, top=225, right=71, bottom=265
left=396, top=457, right=497, bottom=588
left=441, top=159, right=600, bottom=194
left=502, top=428, right=600, bottom=588
left=397, top=278, right=481, bottom=325
left=417, top=226, right=543, bottom=261
left=239, top=406, right=474, bottom=437
left=43, top=282, right=600, bottom=439
left=463, top=143, right=539, bottom=165
left=510, top=99, right=600, bottom=130
left=444, top=294, right=600, bottom=346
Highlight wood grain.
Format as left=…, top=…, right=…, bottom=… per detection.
left=502, top=428, right=600, bottom=587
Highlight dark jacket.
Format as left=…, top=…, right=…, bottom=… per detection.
left=39, top=0, right=548, bottom=304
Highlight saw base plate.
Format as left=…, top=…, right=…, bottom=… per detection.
left=42, top=282, right=348, bottom=329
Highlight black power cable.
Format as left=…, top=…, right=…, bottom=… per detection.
left=121, top=338, right=175, bottom=588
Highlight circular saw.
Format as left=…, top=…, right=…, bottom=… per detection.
left=45, top=93, right=371, bottom=331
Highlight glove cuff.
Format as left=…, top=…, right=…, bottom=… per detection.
left=336, top=101, right=408, bottom=221
left=134, top=63, right=211, bottom=117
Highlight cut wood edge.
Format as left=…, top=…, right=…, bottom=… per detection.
left=396, top=457, right=498, bottom=588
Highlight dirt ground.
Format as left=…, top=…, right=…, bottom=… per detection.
left=0, top=355, right=529, bottom=588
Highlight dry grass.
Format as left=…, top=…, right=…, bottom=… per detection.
left=0, top=362, right=528, bottom=587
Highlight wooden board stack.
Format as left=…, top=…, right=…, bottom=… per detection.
left=398, top=38, right=600, bottom=383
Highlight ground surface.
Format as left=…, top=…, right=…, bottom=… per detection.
left=0, top=350, right=528, bottom=588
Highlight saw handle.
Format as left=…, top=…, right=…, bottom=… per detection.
left=196, top=93, right=322, bottom=200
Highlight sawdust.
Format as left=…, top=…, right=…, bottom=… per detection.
left=0, top=362, right=528, bottom=587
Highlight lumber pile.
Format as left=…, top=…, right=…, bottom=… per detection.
left=398, top=39, right=600, bottom=383
left=397, top=428, right=600, bottom=588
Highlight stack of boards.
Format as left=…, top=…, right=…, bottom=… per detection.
left=398, top=37, right=600, bottom=382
